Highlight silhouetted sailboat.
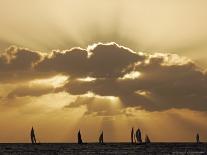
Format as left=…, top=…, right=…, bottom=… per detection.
left=135, top=128, right=142, bottom=144
left=145, top=135, right=151, bottom=144
left=196, top=133, right=200, bottom=144
left=99, top=131, right=104, bottom=144
left=31, top=127, right=37, bottom=144
left=131, top=127, right=134, bottom=144
left=78, top=130, right=83, bottom=144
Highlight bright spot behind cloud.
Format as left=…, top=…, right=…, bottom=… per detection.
left=120, top=71, right=141, bottom=80
left=30, top=75, right=68, bottom=88
left=77, top=77, right=96, bottom=82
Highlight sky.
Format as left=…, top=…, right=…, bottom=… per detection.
left=0, top=0, right=207, bottom=143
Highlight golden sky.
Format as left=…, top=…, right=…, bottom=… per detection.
left=0, top=0, right=207, bottom=142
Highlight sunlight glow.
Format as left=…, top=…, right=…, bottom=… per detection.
left=135, top=90, right=151, bottom=96
left=82, top=91, right=119, bottom=102
left=107, top=96, right=118, bottom=102
left=81, top=91, right=121, bottom=106
left=120, top=71, right=141, bottom=80
left=30, top=75, right=68, bottom=88
left=77, top=77, right=96, bottom=82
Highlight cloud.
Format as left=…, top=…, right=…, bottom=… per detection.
left=65, top=95, right=122, bottom=116
left=36, top=42, right=145, bottom=78
left=0, top=46, right=47, bottom=82
left=61, top=45, right=207, bottom=111
left=0, top=42, right=207, bottom=112
left=7, top=84, right=55, bottom=99
left=0, top=46, right=41, bottom=71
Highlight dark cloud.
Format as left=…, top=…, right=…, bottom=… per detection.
left=35, top=47, right=89, bottom=77
left=0, top=46, right=48, bottom=82
left=0, top=46, right=41, bottom=71
left=36, top=42, right=144, bottom=78
left=0, top=42, right=207, bottom=112
left=62, top=47, right=207, bottom=111
left=87, top=43, right=144, bottom=78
